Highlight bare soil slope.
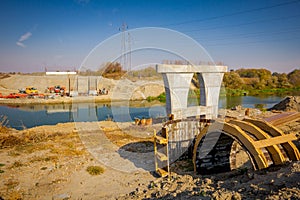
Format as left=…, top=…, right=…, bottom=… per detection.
left=0, top=74, right=165, bottom=101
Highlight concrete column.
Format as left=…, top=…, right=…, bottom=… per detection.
left=197, top=73, right=206, bottom=106
left=198, top=72, right=224, bottom=118
left=162, top=73, right=194, bottom=118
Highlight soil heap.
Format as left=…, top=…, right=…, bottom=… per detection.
left=270, top=96, right=300, bottom=112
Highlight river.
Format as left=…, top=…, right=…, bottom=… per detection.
left=0, top=95, right=285, bottom=130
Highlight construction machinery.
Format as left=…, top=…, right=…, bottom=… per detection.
left=25, top=87, right=38, bottom=95
left=47, top=85, right=65, bottom=94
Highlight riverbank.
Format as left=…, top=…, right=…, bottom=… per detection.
left=0, top=74, right=165, bottom=104
left=224, top=88, right=300, bottom=97
left=0, top=95, right=112, bottom=105
left=0, top=108, right=299, bottom=199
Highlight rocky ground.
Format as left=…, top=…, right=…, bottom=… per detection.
left=270, top=96, right=300, bottom=112
left=0, top=106, right=299, bottom=200
left=118, top=161, right=300, bottom=200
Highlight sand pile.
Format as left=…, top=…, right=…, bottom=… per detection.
left=270, top=96, right=300, bottom=112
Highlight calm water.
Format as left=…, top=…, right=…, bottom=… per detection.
left=0, top=95, right=285, bottom=130
left=219, top=95, right=284, bottom=109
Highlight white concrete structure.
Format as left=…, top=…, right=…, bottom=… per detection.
left=46, top=71, right=77, bottom=75
left=156, top=64, right=227, bottom=119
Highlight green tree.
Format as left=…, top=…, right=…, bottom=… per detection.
left=223, top=72, right=244, bottom=89
left=272, top=72, right=291, bottom=88
left=288, top=69, right=300, bottom=87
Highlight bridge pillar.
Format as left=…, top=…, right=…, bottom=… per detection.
left=157, top=64, right=227, bottom=119
left=198, top=72, right=225, bottom=118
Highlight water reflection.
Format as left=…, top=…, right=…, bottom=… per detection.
left=219, top=95, right=283, bottom=109
left=0, top=101, right=167, bottom=130
left=0, top=96, right=285, bottom=130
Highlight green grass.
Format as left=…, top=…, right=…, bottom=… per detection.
left=222, top=89, right=248, bottom=96
left=223, top=87, right=300, bottom=96
left=147, top=87, right=299, bottom=100
left=146, top=92, right=166, bottom=103
left=247, top=87, right=300, bottom=96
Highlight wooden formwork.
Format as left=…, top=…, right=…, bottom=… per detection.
left=193, top=118, right=300, bottom=172
left=154, top=117, right=300, bottom=177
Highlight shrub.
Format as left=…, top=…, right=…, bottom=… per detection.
left=86, top=166, right=105, bottom=175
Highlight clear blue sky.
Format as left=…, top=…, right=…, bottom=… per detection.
left=1, top=0, right=300, bottom=73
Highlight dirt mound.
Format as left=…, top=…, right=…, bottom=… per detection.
left=119, top=161, right=300, bottom=200
left=270, top=96, right=300, bottom=112
left=0, top=74, right=164, bottom=100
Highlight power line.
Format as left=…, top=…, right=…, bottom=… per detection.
left=192, top=26, right=300, bottom=42
left=182, top=13, right=300, bottom=33
left=203, top=34, right=300, bottom=47
left=159, top=0, right=300, bottom=27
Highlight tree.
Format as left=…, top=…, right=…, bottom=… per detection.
left=288, top=69, right=300, bottom=87
left=272, top=72, right=291, bottom=88
left=223, top=72, right=244, bottom=89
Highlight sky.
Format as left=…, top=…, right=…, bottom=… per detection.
left=0, top=0, right=300, bottom=73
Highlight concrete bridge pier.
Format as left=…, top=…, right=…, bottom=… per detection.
left=154, top=64, right=300, bottom=176
left=198, top=72, right=225, bottom=119
left=162, top=73, right=194, bottom=118
left=156, top=64, right=227, bottom=119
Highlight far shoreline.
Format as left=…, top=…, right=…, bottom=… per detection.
left=0, top=96, right=166, bottom=108
left=0, top=96, right=132, bottom=105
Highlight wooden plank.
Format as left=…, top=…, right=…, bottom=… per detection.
left=229, top=120, right=286, bottom=165
left=253, top=133, right=298, bottom=148
left=264, top=112, right=300, bottom=126
left=155, top=135, right=168, bottom=144
left=222, top=122, right=269, bottom=169
left=156, top=168, right=168, bottom=177
left=156, top=151, right=168, bottom=161
left=243, top=118, right=300, bottom=161
left=161, top=127, right=167, bottom=138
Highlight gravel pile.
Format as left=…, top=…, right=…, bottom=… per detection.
left=117, top=161, right=300, bottom=200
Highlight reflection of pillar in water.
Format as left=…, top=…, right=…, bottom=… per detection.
left=88, top=77, right=90, bottom=95
left=95, top=105, right=98, bottom=120
left=69, top=104, right=73, bottom=121
left=95, top=78, right=97, bottom=91
left=68, top=76, right=70, bottom=95
left=76, top=77, right=79, bottom=92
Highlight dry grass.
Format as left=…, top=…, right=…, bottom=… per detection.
left=9, top=161, right=25, bottom=169
left=4, top=179, right=19, bottom=189
left=0, top=74, right=11, bottom=80
left=104, top=130, right=152, bottom=147
left=101, top=124, right=154, bottom=147
left=0, top=163, right=4, bottom=173
left=29, top=155, right=59, bottom=163
left=13, top=142, right=54, bottom=154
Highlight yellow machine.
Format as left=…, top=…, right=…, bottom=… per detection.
left=25, top=87, right=38, bottom=94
